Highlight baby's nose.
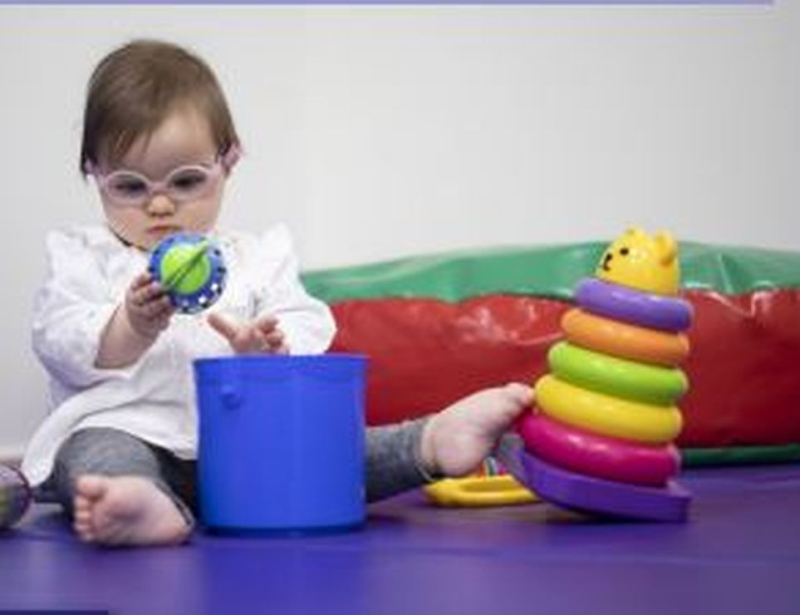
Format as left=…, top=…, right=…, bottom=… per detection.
left=146, top=193, right=176, bottom=215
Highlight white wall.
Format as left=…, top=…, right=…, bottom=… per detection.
left=1, top=5, right=797, bottom=460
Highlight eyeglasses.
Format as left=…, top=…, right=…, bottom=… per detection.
left=89, top=158, right=225, bottom=208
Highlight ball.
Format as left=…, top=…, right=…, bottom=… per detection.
left=148, top=232, right=227, bottom=314
left=0, top=465, right=31, bottom=529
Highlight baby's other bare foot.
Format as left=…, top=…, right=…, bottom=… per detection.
left=73, top=475, right=191, bottom=547
left=421, top=383, right=534, bottom=478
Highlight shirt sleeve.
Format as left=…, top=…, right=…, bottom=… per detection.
left=31, top=229, right=132, bottom=389
left=253, top=225, right=336, bottom=355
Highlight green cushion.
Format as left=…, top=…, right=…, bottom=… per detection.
left=303, top=242, right=800, bottom=304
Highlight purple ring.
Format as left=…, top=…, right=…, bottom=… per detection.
left=518, top=451, right=691, bottom=522
left=574, top=278, right=693, bottom=332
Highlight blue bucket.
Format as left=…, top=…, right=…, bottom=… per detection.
left=194, top=354, right=367, bottom=534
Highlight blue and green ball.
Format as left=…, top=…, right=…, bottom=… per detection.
left=148, top=232, right=227, bottom=314
left=0, top=465, right=31, bottom=529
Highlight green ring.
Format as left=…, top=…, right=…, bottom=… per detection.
left=548, top=341, right=688, bottom=405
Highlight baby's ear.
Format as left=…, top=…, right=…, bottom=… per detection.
left=83, top=159, right=97, bottom=176
left=654, top=231, right=677, bottom=266
left=222, top=145, right=241, bottom=173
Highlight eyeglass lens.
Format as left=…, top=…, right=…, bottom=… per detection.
left=105, top=166, right=215, bottom=205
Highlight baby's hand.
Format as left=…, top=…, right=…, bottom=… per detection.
left=418, top=383, right=533, bottom=479
left=124, top=272, right=175, bottom=340
left=207, top=312, right=289, bottom=355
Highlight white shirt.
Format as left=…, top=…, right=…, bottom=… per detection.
left=22, top=224, right=336, bottom=486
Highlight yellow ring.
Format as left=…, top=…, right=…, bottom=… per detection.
left=561, top=308, right=690, bottom=367
left=424, top=475, right=538, bottom=507
left=534, top=375, right=683, bottom=444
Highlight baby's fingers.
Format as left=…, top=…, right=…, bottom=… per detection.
left=144, top=295, right=175, bottom=320
left=263, top=329, right=287, bottom=353
left=130, top=272, right=153, bottom=292
left=208, top=313, right=262, bottom=353
left=207, top=312, right=241, bottom=343
left=254, top=314, right=279, bottom=334
left=130, top=280, right=166, bottom=309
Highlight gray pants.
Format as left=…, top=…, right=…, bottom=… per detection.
left=44, top=418, right=432, bottom=524
left=47, top=428, right=197, bottom=524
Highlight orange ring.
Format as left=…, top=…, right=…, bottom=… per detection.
left=561, top=308, right=689, bottom=366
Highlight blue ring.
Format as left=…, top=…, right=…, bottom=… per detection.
left=148, top=232, right=227, bottom=314
left=574, top=278, right=692, bottom=332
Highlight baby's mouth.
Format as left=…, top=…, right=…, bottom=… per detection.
left=149, top=225, right=181, bottom=236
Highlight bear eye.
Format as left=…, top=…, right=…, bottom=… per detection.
left=619, top=247, right=630, bottom=256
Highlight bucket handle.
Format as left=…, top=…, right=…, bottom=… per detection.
left=220, top=384, right=243, bottom=409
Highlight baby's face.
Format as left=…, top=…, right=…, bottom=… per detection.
left=96, top=105, right=226, bottom=251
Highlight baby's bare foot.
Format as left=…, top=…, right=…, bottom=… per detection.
left=73, top=475, right=191, bottom=547
left=420, top=383, right=534, bottom=477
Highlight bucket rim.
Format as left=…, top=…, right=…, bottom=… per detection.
left=193, top=353, right=368, bottom=370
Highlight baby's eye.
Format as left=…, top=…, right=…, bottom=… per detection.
left=170, top=171, right=208, bottom=191
left=109, top=177, right=148, bottom=196
left=619, top=247, right=630, bottom=256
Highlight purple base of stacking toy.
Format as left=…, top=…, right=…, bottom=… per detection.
left=519, top=451, right=692, bottom=522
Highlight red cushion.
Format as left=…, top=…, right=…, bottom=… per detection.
left=330, top=288, right=800, bottom=449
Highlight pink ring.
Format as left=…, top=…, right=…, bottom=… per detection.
left=516, top=411, right=680, bottom=487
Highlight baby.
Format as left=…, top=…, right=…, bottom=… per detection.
left=22, top=39, right=532, bottom=547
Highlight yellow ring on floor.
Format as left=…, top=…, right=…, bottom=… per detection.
left=534, top=375, right=683, bottom=444
left=548, top=341, right=688, bottom=405
left=424, top=475, right=538, bottom=507
left=561, top=308, right=690, bottom=367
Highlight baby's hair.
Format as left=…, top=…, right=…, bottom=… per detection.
left=80, top=39, right=240, bottom=174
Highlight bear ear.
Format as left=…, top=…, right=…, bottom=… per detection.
left=654, top=231, right=677, bottom=265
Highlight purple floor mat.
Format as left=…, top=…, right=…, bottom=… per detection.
left=1, top=464, right=799, bottom=615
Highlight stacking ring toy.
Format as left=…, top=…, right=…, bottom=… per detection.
left=548, top=342, right=688, bottom=405
left=149, top=232, right=227, bottom=314
left=510, top=227, right=694, bottom=521
left=517, top=412, right=680, bottom=487
left=535, top=375, right=683, bottom=444
left=561, top=308, right=689, bottom=366
left=575, top=278, right=693, bottom=332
